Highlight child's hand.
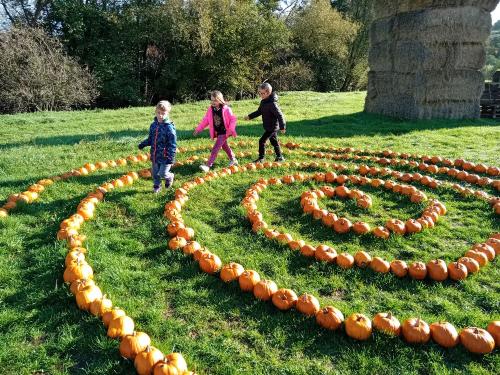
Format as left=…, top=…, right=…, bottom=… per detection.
left=193, top=130, right=198, bottom=136
left=244, top=115, right=250, bottom=121
left=280, top=129, right=286, bottom=134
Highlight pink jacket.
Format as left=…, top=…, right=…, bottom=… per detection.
left=195, top=105, right=237, bottom=139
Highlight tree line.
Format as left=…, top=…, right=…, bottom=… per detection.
left=0, top=0, right=373, bottom=113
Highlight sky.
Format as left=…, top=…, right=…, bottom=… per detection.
left=493, top=5, right=500, bottom=25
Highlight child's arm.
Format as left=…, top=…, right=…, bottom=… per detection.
left=272, top=103, right=286, bottom=132
left=194, top=109, right=210, bottom=135
left=167, top=128, right=177, bottom=162
left=138, top=124, right=153, bottom=149
left=245, top=105, right=262, bottom=121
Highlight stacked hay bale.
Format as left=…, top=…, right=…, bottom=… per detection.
left=365, top=0, right=498, bottom=119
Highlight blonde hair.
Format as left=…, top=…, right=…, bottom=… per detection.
left=210, top=90, right=226, bottom=106
left=156, top=100, right=172, bottom=113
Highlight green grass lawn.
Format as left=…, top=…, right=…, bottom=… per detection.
left=0, top=91, right=499, bottom=375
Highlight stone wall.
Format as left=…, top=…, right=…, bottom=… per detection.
left=365, top=0, right=498, bottom=119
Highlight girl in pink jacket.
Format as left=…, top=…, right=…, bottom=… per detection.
left=194, top=91, right=238, bottom=172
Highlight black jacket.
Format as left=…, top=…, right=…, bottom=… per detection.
left=248, top=92, right=286, bottom=131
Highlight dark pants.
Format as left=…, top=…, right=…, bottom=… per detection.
left=152, top=163, right=173, bottom=187
left=258, top=130, right=282, bottom=159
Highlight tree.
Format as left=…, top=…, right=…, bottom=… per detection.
left=291, top=0, right=359, bottom=91
left=1, top=0, right=51, bottom=27
left=0, top=25, right=97, bottom=113
left=331, top=0, right=373, bottom=90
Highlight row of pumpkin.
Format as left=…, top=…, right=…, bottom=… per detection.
left=2, top=140, right=498, bottom=218
left=164, top=162, right=499, bottom=354
left=239, top=169, right=498, bottom=283
left=58, top=171, right=197, bottom=375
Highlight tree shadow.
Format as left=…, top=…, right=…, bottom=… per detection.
left=235, top=111, right=498, bottom=139
left=0, top=128, right=194, bottom=150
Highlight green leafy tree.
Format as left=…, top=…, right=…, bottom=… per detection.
left=291, top=0, right=359, bottom=91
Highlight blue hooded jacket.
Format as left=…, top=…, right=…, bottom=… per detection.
left=138, top=118, right=177, bottom=164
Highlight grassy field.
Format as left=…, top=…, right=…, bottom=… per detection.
left=0, top=91, right=499, bottom=375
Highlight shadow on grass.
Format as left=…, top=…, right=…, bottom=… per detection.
left=0, top=128, right=194, bottom=150
left=236, top=111, right=498, bottom=140
left=1, top=112, right=497, bottom=152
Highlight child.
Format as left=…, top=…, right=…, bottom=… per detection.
left=138, top=100, right=177, bottom=193
left=244, top=82, right=286, bottom=163
left=194, top=90, right=238, bottom=172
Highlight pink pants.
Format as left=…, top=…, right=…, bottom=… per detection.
left=207, top=135, right=235, bottom=167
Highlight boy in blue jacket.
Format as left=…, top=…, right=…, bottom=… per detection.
left=139, top=100, right=177, bottom=193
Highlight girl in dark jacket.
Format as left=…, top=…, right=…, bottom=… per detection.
left=139, top=101, right=177, bottom=193
left=244, top=82, right=286, bottom=163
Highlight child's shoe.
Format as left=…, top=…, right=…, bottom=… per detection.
left=228, top=159, right=238, bottom=167
left=153, top=185, right=162, bottom=194
left=253, top=158, right=264, bottom=163
left=165, top=176, right=174, bottom=189
left=275, top=156, right=285, bottom=162
left=199, top=164, right=210, bottom=172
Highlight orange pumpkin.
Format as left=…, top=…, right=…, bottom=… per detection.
left=402, top=318, right=430, bottom=344
left=373, top=226, right=390, bottom=239
left=315, top=245, right=337, bottom=263
left=316, top=306, right=344, bottom=330
left=120, top=331, right=151, bottom=360
left=487, top=321, right=500, bottom=348
left=333, top=218, right=352, bottom=234
left=373, top=312, right=401, bottom=336
left=89, top=294, right=112, bottom=317
left=447, top=262, right=468, bottom=281
left=300, top=244, right=316, bottom=257
left=352, top=221, right=371, bottom=235
left=239, top=270, right=261, bottom=292
left=390, top=260, right=408, bottom=278
left=296, top=293, right=320, bottom=316
left=471, top=243, right=495, bottom=261
left=337, top=252, right=355, bottom=269
left=177, top=227, right=195, bottom=241
left=69, top=278, right=95, bottom=295
left=429, top=322, right=459, bottom=348
left=276, top=232, right=293, bottom=244
left=76, top=284, right=102, bottom=311
left=426, top=259, right=448, bottom=281
left=288, top=239, right=305, bottom=251
left=354, top=251, right=372, bottom=268
left=220, top=262, right=245, bottom=282
left=464, top=250, right=488, bottom=267
left=102, top=308, right=126, bottom=328
left=322, top=213, right=337, bottom=227
left=405, top=219, right=422, bottom=234
left=134, top=346, right=164, bottom=375
left=408, top=262, right=427, bottom=280
left=459, top=327, right=495, bottom=354
left=345, top=313, right=372, bottom=341
left=168, top=236, right=187, bottom=250
left=199, top=253, right=222, bottom=274
left=63, top=260, right=93, bottom=283
left=457, top=257, right=480, bottom=273
left=153, top=353, right=187, bottom=374
left=370, top=257, right=390, bottom=273
left=108, top=315, right=135, bottom=339
left=272, top=289, right=298, bottom=311
left=182, top=241, right=202, bottom=256
left=253, top=279, right=278, bottom=301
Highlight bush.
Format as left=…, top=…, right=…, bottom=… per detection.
left=0, top=26, right=97, bottom=113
